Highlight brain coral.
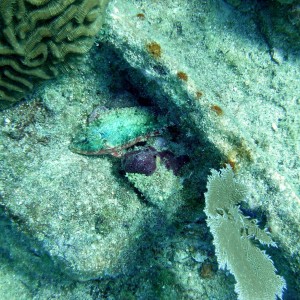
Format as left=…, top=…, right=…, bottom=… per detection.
left=0, top=0, right=110, bottom=107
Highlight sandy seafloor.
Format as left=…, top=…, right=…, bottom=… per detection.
left=0, top=0, right=299, bottom=299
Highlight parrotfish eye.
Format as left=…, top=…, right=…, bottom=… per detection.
left=71, top=133, right=89, bottom=147
left=80, top=137, right=89, bottom=144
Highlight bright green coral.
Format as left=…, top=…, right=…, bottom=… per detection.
left=204, top=166, right=286, bottom=300
left=0, top=0, right=110, bottom=107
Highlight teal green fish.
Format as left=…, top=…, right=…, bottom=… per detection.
left=69, top=107, right=165, bottom=156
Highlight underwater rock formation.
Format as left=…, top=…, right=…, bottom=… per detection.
left=0, top=0, right=110, bottom=108
left=225, top=0, right=300, bottom=50
left=0, top=0, right=299, bottom=298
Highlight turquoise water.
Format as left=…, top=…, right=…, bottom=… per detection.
left=0, top=1, right=299, bottom=299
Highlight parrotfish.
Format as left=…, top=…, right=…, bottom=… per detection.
left=69, top=107, right=166, bottom=157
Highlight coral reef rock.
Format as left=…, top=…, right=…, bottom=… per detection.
left=0, top=0, right=110, bottom=108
